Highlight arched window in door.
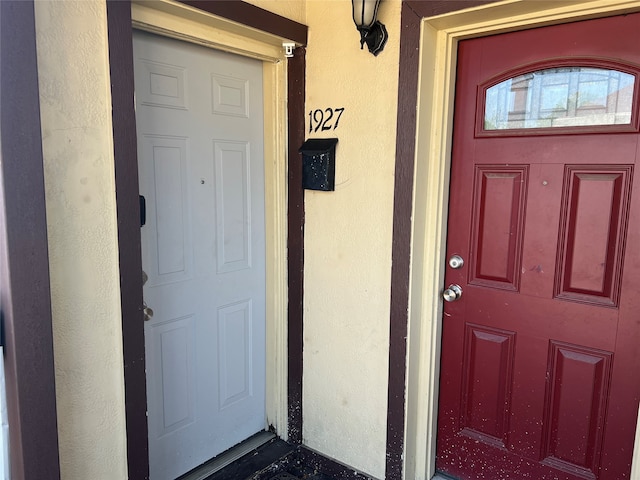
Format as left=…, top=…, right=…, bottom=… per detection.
left=479, top=61, right=639, bottom=135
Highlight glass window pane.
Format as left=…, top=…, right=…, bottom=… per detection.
left=484, top=67, right=635, bottom=130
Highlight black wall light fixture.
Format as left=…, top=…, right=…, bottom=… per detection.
left=352, top=0, right=387, bottom=56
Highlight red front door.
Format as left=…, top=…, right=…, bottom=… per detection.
left=437, top=13, right=640, bottom=480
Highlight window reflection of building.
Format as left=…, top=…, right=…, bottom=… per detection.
left=485, top=67, right=635, bottom=130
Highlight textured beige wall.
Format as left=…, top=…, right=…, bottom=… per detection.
left=241, top=2, right=400, bottom=477
left=33, top=0, right=400, bottom=478
left=301, top=1, right=400, bottom=477
left=221, top=1, right=401, bottom=477
left=34, top=1, right=128, bottom=479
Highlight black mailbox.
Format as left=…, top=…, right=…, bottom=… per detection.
left=299, top=138, right=338, bottom=191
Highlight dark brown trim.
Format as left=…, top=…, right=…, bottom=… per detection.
left=0, top=2, right=61, bottom=479
left=287, top=46, right=306, bottom=444
left=180, top=0, right=307, bottom=45
left=385, top=1, right=499, bottom=479
left=385, top=4, right=423, bottom=478
left=106, top=2, right=150, bottom=479
left=404, top=0, right=496, bottom=18
left=107, top=2, right=307, bottom=477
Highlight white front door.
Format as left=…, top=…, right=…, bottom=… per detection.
left=133, top=31, right=266, bottom=480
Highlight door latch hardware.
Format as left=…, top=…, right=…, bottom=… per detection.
left=143, top=301, right=154, bottom=321
left=443, top=284, right=463, bottom=302
left=448, top=255, right=464, bottom=269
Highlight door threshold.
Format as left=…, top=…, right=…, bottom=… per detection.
left=432, top=473, right=457, bottom=480
left=178, top=431, right=276, bottom=480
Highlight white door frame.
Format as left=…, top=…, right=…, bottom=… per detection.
left=405, top=1, right=640, bottom=479
left=131, top=0, right=292, bottom=440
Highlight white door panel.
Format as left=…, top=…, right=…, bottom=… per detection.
left=133, top=31, right=266, bottom=480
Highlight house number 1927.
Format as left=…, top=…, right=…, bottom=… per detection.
left=308, top=107, right=345, bottom=133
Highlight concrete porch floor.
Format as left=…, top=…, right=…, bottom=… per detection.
left=188, top=436, right=363, bottom=480
left=179, top=435, right=455, bottom=480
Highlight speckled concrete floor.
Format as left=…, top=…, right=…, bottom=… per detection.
left=266, top=472, right=333, bottom=480
left=198, top=438, right=341, bottom=480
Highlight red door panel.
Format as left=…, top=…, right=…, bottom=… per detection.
left=437, top=13, right=640, bottom=480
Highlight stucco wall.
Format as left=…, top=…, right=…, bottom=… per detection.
left=302, top=1, right=399, bottom=477
left=247, top=2, right=400, bottom=477
left=34, top=1, right=128, bottom=479
left=33, top=0, right=399, bottom=478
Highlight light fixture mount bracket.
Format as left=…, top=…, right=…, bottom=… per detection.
left=358, top=20, right=388, bottom=56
